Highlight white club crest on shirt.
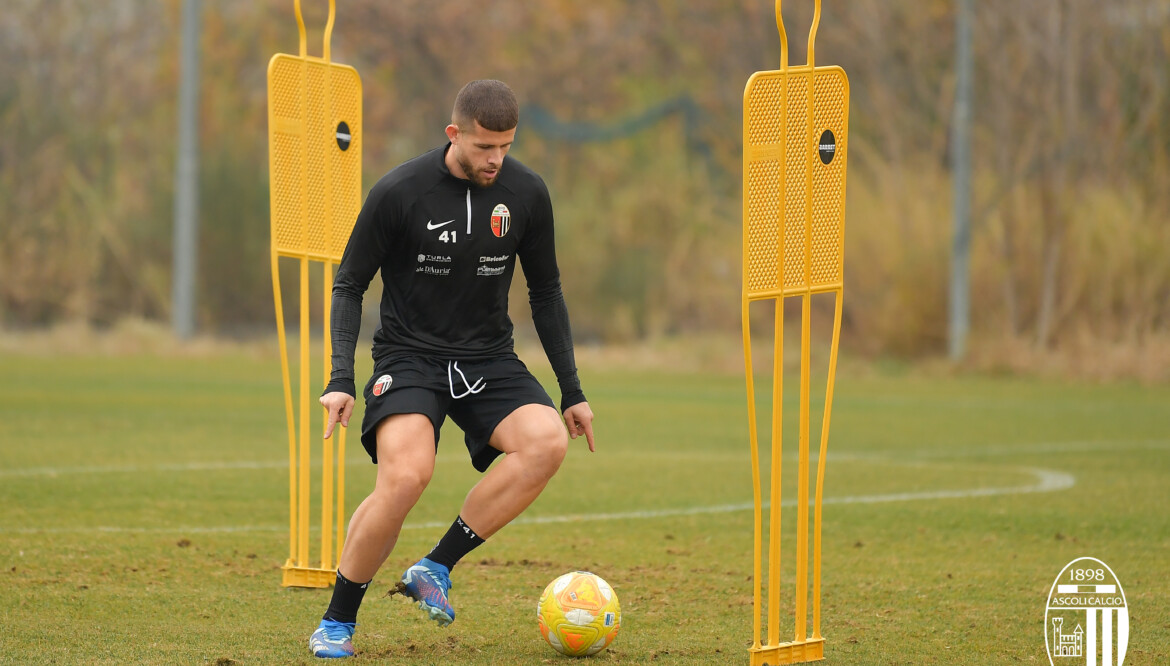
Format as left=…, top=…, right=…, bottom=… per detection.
left=490, top=203, right=511, bottom=238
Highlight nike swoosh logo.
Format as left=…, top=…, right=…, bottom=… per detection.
left=427, top=219, right=456, bottom=230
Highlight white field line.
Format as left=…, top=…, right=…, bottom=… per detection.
left=0, top=459, right=292, bottom=478
left=0, top=466, right=1074, bottom=535
left=1, top=438, right=1164, bottom=479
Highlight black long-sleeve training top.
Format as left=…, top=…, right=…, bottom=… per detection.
left=323, top=143, right=585, bottom=411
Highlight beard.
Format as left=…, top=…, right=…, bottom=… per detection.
left=456, top=151, right=501, bottom=188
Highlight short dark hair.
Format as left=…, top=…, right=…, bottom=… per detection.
left=452, top=80, right=519, bottom=132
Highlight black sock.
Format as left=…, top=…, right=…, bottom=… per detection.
left=425, top=515, right=486, bottom=571
left=322, top=570, right=369, bottom=624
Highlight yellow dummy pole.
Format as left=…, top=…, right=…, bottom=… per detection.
left=295, top=0, right=312, bottom=575
left=742, top=0, right=848, bottom=662
left=269, top=0, right=361, bottom=588
left=794, top=3, right=820, bottom=646
left=317, top=0, right=336, bottom=575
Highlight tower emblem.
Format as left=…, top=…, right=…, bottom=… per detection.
left=1046, top=557, right=1128, bottom=665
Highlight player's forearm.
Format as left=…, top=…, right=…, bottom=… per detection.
left=530, top=284, right=586, bottom=411
left=323, top=282, right=364, bottom=397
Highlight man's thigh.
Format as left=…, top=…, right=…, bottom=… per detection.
left=360, top=356, right=450, bottom=463
left=372, top=413, right=438, bottom=482
left=488, top=403, right=565, bottom=455
left=447, top=356, right=556, bottom=471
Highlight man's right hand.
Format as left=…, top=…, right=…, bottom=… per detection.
left=320, top=392, right=355, bottom=439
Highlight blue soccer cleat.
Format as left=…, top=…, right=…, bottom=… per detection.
left=400, top=557, right=455, bottom=626
left=309, top=618, right=355, bottom=658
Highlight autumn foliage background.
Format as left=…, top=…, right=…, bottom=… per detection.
left=1, top=1, right=1168, bottom=379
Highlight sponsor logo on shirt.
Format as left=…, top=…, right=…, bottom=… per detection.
left=417, top=254, right=452, bottom=263
left=477, top=265, right=506, bottom=277
left=479, top=255, right=510, bottom=263
left=416, top=265, right=451, bottom=276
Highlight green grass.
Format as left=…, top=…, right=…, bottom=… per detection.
left=1, top=349, right=1168, bottom=664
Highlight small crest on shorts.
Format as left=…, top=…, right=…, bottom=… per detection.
left=490, top=203, right=511, bottom=238
left=372, top=374, right=393, bottom=397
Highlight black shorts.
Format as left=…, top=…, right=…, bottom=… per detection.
left=360, top=353, right=556, bottom=472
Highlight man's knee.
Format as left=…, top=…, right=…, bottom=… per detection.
left=518, top=410, right=569, bottom=471
left=491, top=404, right=569, bottom=477
left=375, top=462, right=433, bottom=498
left=538, top=426, right=569, bottom=468
left=373, top=413, right=436, bottom=497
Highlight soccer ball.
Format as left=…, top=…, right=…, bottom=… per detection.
left=537, top=571, right=621, bottom=657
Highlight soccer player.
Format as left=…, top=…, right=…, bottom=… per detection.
left=308, top=79, right=595, bottom=659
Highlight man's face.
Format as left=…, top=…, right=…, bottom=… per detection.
left=447, top=121, right=516, bottom=187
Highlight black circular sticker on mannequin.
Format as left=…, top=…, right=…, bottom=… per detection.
left=818, top=129, right=836, bottom=165
left=336, top=121, right=352, bottom=151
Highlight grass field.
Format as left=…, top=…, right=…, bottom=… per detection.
left=1, top=346, right=1168, bottom=664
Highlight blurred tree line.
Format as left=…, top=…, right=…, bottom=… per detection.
left=1, top=0, right=1167, bottom=365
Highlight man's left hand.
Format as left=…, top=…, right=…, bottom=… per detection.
left=562, top=402, right=595, bottom=452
